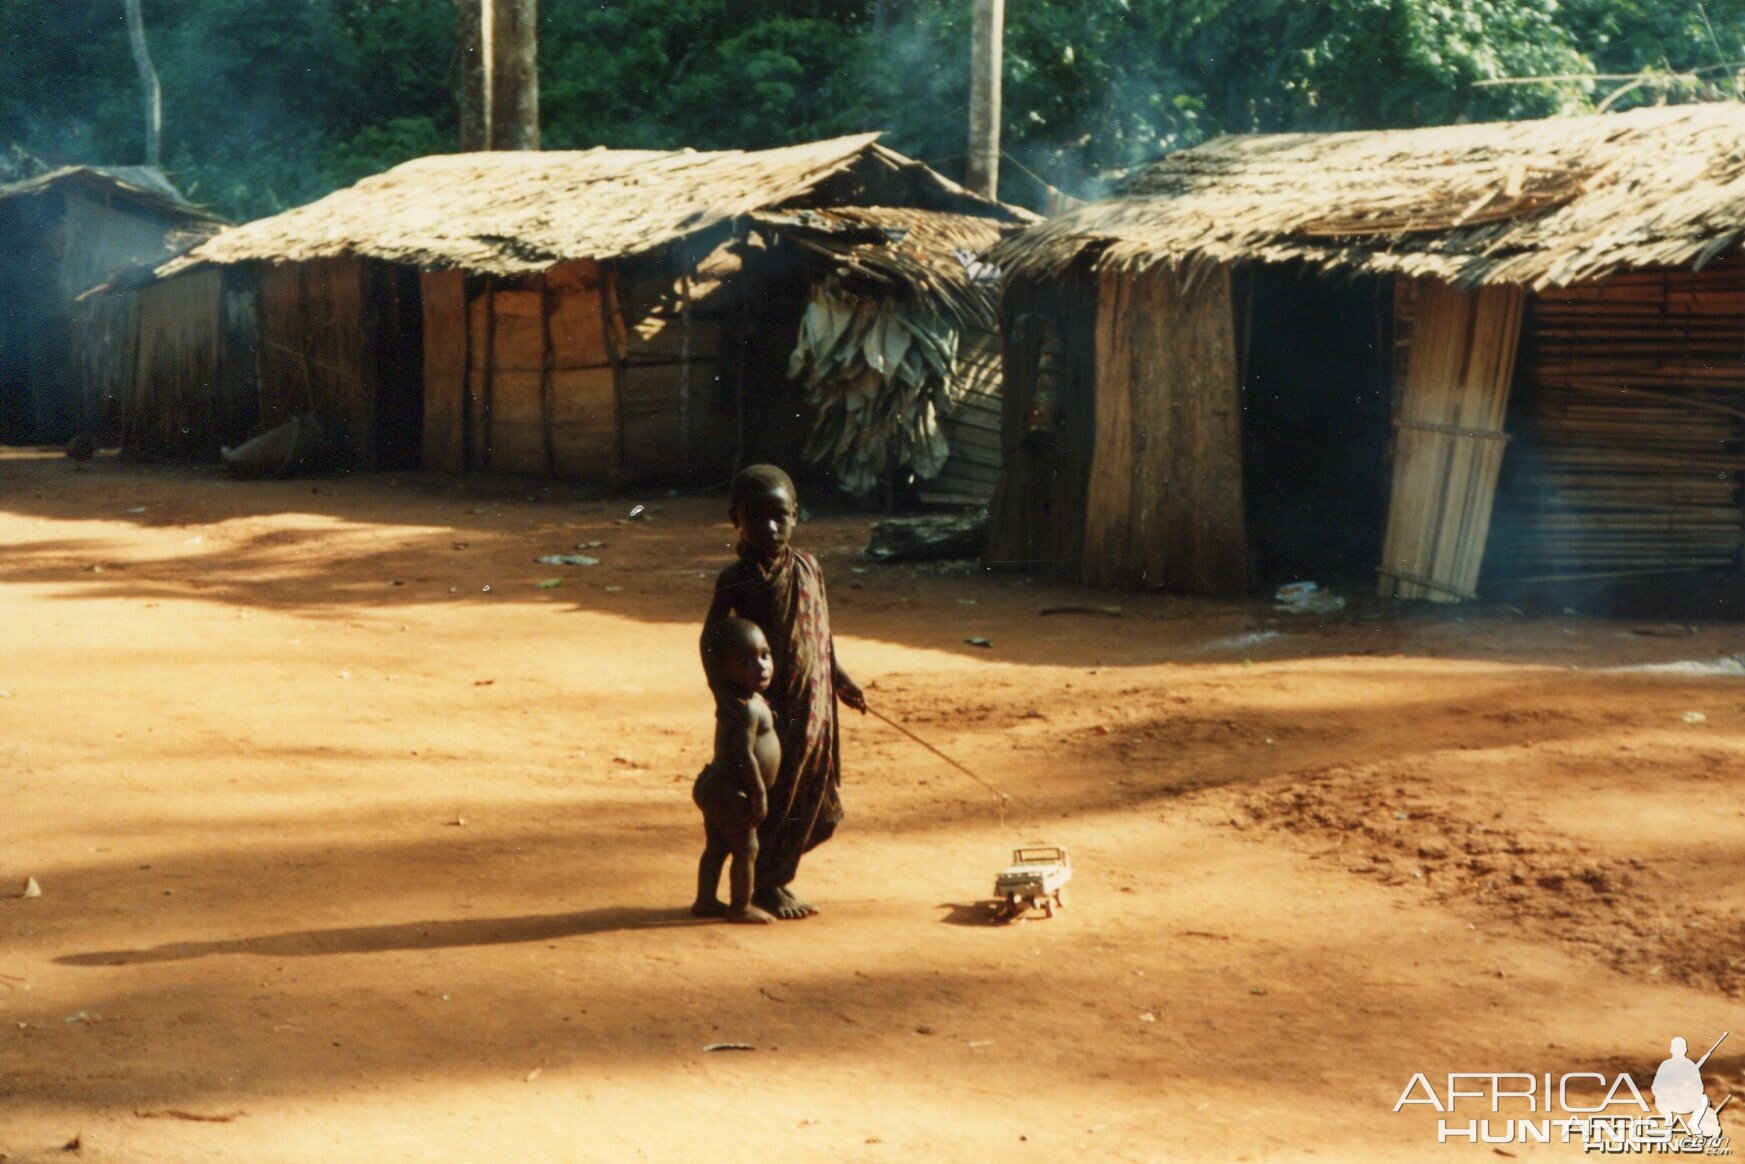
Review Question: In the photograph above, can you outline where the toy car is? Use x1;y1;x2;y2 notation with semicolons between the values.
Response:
993;846;1071;921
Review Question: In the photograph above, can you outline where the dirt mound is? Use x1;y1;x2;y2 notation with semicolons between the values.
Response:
1239;763;1745;996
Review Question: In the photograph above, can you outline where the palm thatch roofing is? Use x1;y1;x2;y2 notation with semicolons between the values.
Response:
997;103;1745;290
750;205;1028;329
0;165;220;225
163;134;1023;279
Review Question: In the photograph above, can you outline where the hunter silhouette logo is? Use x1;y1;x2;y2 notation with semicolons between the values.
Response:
1394;1031;1733;1151
1654;1033;1730;1140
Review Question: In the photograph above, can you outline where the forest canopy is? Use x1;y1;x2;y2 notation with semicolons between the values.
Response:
3;0;1742;221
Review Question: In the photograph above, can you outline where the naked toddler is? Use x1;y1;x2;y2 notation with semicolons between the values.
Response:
691;617;780;925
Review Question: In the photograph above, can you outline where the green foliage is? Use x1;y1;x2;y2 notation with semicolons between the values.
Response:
1562;0;1745;105
0;0;1738;219
323;116;450;188
540;2;856;151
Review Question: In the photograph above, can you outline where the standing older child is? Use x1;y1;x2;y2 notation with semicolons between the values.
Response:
702;465;865;919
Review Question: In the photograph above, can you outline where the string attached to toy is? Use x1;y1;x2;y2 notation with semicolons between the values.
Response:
864;704;1010;825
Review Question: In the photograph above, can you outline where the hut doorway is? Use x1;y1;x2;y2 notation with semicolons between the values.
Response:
257;257;424;472
1237;263;1394;589
373;264;424;471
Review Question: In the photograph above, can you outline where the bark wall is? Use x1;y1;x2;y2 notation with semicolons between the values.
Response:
257;258;421;470
1085;263;1246;592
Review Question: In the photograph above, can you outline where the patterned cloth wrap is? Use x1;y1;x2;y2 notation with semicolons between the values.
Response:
707;544;842;890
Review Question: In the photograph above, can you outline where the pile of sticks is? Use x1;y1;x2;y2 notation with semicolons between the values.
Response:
1379;280;1525;602
1490;259;1745;583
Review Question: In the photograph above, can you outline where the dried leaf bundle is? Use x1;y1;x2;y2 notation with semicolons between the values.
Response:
790;283;965;496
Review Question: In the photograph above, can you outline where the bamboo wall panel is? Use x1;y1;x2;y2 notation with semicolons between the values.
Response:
123;270;223;459
70;290;135;439
420;270;467;471
1085;264;1246;592
65;198;180;439
62;196;179;439
1488;257;1745;582
1378;278;1525;601
922;325;1005;506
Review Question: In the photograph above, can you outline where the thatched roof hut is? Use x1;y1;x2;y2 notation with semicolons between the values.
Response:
999;103;1745;288
135;134;1027;489
0;166;220;445
164;135;1002;275
987;104;1745;601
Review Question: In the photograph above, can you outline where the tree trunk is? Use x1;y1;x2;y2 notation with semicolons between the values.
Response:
490;0;538;150
455;0;488;150
965;0;1002;198
123;0;162;167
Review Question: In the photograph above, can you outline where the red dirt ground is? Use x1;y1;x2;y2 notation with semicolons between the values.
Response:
3;449;1744;1162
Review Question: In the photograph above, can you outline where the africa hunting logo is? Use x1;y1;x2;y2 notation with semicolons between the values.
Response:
1394;1032;1733;1153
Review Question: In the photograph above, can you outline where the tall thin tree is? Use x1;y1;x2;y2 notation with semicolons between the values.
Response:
123;0;162;167
456;0;489;150
965;0;1003;198
490;0;538;150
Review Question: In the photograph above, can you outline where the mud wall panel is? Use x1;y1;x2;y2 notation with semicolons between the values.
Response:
489;289;545;371
549;367;617;476
547;262;610;369
486;368;547;472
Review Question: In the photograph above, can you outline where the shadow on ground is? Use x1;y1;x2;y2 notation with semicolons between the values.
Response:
5;452;1742;671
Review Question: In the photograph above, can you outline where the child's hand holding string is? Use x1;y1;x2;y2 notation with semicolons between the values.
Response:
833;667;867;714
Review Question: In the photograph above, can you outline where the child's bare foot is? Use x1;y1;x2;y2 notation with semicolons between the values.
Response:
690;898;729;918
755;886;818;920
726;903;776;925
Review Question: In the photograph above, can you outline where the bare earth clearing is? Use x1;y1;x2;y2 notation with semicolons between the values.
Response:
3;450;1743;1162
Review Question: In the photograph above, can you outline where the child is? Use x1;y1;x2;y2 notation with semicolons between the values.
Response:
703;464;865;919
692;617;780;925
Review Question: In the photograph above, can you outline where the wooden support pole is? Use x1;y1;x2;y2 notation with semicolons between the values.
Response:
540;275;556;477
